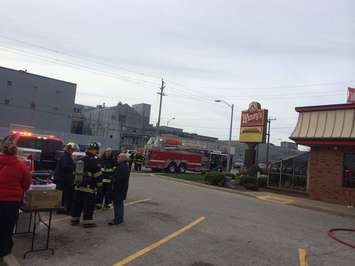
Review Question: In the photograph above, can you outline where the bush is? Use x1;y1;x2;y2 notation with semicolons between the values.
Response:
239;175;257;186
234;175;241;184
224;172;236;178
205;172;225;186
247;165;260;177
244;183;259;191
257;175;268;188
204;172;236;186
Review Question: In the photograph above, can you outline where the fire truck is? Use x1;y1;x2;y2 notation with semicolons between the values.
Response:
144;136;227;173
1;130;64;173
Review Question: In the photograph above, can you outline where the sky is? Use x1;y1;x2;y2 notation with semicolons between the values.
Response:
0;0;354;143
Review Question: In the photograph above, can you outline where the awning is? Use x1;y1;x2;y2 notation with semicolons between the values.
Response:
290;103;355;145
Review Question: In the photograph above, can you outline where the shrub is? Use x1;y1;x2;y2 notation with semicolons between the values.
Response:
224;172;236;178
247;165;260;177
244;183;259;191
204;172;225;186
239;175;257;186
257;175;268;187
234;175;241;184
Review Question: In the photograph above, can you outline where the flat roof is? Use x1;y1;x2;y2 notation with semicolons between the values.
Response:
0;66;76;86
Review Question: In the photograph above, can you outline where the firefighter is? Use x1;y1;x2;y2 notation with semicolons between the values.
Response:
134;152;144;172
70;142;102;228
96;148;117;209
128;152;135;171
54;142;78;214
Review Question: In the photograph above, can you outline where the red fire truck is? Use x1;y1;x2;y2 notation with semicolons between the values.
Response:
144;136;227;173
2;130;64;172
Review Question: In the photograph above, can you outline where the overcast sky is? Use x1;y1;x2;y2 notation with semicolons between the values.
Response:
1;0;354;143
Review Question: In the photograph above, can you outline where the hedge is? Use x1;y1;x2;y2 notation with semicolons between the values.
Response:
205;172;225;186
257;175;268;187
239;175;257;186
240;175;268;189
247;165;260;177
205;172;235;186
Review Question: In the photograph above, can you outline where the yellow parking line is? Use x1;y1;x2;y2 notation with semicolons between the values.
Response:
44;198;152;224
298;248;308;266
113;216;206;266
256;195;294;204
125;198;151;206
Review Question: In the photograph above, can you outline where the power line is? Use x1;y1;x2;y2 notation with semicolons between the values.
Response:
0;45;161;89
2;34;354;93
0;35;162;85
195;80;355;91
1;39;351;104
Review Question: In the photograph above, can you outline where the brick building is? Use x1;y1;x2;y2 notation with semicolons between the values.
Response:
291;103;355;206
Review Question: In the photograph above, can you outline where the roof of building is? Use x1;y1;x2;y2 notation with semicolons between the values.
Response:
290;102;355;146
295;102;355;112
0;66;76;86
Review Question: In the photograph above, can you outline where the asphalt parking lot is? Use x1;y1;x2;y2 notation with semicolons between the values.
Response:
13;173;355;266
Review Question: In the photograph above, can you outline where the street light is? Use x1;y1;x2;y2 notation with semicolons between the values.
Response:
214;99;234;172
167;117;175;126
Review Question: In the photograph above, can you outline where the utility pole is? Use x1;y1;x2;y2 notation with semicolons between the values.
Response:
156;79;166;133
214;100;234;172
228;104;234;172
265;117;277;165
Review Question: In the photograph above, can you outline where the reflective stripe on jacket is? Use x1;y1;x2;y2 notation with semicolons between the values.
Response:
75;185;96;193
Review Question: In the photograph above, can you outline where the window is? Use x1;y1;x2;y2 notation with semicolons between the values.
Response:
4;98;10;105
111;115;116;120
30;101;36;110
17;137;63;153
7;80;12;86
55;90;61;94
119;115;126;123
344;153;355;188
74;107;82;113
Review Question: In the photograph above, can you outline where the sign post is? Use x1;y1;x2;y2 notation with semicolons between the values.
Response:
239;102;268;168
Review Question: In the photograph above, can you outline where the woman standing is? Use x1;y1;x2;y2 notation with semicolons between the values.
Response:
0;142;32;263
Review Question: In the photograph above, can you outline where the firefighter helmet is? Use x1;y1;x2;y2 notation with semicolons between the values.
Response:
64;142;79;151
87;142;100;151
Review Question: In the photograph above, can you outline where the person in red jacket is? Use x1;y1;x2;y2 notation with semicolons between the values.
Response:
0;141;32;261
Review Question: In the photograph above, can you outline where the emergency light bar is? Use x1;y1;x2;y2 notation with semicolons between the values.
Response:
12;131;32;136
12;131;56;139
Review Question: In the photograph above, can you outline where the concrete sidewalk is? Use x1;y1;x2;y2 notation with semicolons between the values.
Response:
155;174;355;219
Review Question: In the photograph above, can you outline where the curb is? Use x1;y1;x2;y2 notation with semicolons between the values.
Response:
156;174;256;198
154;174;355;219
288;202;355;219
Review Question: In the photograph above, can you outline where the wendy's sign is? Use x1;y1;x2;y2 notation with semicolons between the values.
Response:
239;102;268;143
241;110;264;127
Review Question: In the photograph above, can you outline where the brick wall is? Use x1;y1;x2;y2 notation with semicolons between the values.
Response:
309;146;355;205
